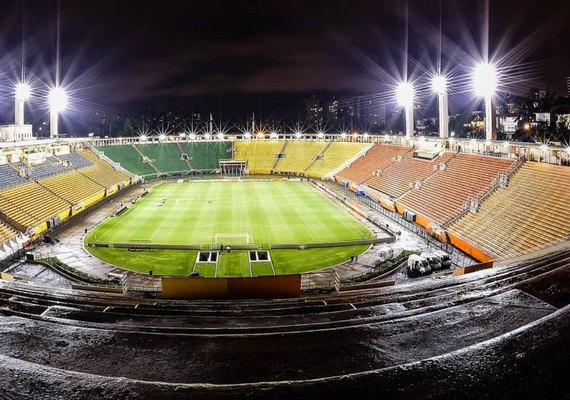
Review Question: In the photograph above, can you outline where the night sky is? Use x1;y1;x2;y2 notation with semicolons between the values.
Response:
0;0;568;119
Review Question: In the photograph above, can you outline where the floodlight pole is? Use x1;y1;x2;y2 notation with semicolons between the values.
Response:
50;110;59;138
15;96;25;126
484;94;496;141
438;91;449;138
405;103;414;139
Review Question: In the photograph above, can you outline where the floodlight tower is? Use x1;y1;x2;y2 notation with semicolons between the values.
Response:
49;87;67;138
473;62;498;141
432;76;449;138
15;83;31;126
396;81;414;138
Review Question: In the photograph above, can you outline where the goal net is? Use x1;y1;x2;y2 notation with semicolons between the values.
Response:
213;232;251;245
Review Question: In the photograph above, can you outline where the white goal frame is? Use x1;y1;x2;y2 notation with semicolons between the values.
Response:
213;232;251;245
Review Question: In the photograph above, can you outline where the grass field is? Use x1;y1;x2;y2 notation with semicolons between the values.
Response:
85;181;373;277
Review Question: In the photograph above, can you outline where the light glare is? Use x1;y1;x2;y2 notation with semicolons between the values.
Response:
49;87;68;112
473;63;498;97
431;75;447;95
396;81;414;107
15;83;31;101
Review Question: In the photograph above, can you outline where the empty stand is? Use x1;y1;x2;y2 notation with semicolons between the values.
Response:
0;182;69;228
274;141;328;175
234;141;283;174
450;162;570;260
24;157;69;180
38;170;105;205
0;164;27;189
336;144;411;185
306;142;369;178
367;152;455;199
96;145;156;176
78;149;131;189
182;142;232;170
398;153;514;226
58;153;93;169
137;143;189;173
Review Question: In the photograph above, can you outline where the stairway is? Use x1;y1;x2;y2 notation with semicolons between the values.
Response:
176;142;193;170
272;141;288;172
131;144;161;174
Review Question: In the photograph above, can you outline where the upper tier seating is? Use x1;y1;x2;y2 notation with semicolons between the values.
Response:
96;145;156;176
0;164;28;189
306;142;369;178
450;162;570;260
58;153;93;169
397;153;514;226
0;182;69;227
367;152;455;199
234;141;284;174
274;141;328;174
181;142;232;170
78;149;131;188
336;144;411;185
24;157;69;180
38;170;105;205
137;143;189;172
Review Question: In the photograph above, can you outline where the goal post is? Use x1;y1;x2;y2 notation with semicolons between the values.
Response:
213;232;251;245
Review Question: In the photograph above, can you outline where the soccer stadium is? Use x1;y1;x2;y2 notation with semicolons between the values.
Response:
0;135;568;399
0;1;569;399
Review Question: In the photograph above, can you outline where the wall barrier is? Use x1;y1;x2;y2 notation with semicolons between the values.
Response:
452;260;494;275
161;274;301;299
447;231;494;263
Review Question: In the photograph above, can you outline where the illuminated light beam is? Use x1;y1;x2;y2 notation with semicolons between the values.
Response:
48;87;68;138
473;62;498;141
432;75;449;138
396;81;414;138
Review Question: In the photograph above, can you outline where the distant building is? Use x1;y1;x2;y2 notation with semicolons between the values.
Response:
325;99;339;124
304;95;322;127
567;76;570;98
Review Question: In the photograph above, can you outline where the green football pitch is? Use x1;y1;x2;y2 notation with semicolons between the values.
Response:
85;180;373;277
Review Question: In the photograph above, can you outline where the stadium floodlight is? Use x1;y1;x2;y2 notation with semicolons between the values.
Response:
317;131;325;139
15;82;31;101
523;122;531;131
217;132;224;140
14;82;32;126
158;134;167;142
432;75;449;138
270;131;279;140
340;131;347;140
396;81;414;107
139;134;148;142
431;75;447;95
473;62;498;141
539;143;549;153
503;141;510;148
473;62;498;98
295;131;303;139
49;87;68;112
363;132;370;140
189;132;197;141
48;86;68;138
243;131;252;140
565;146;570;156
204;133;211;140
396;81;414;138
